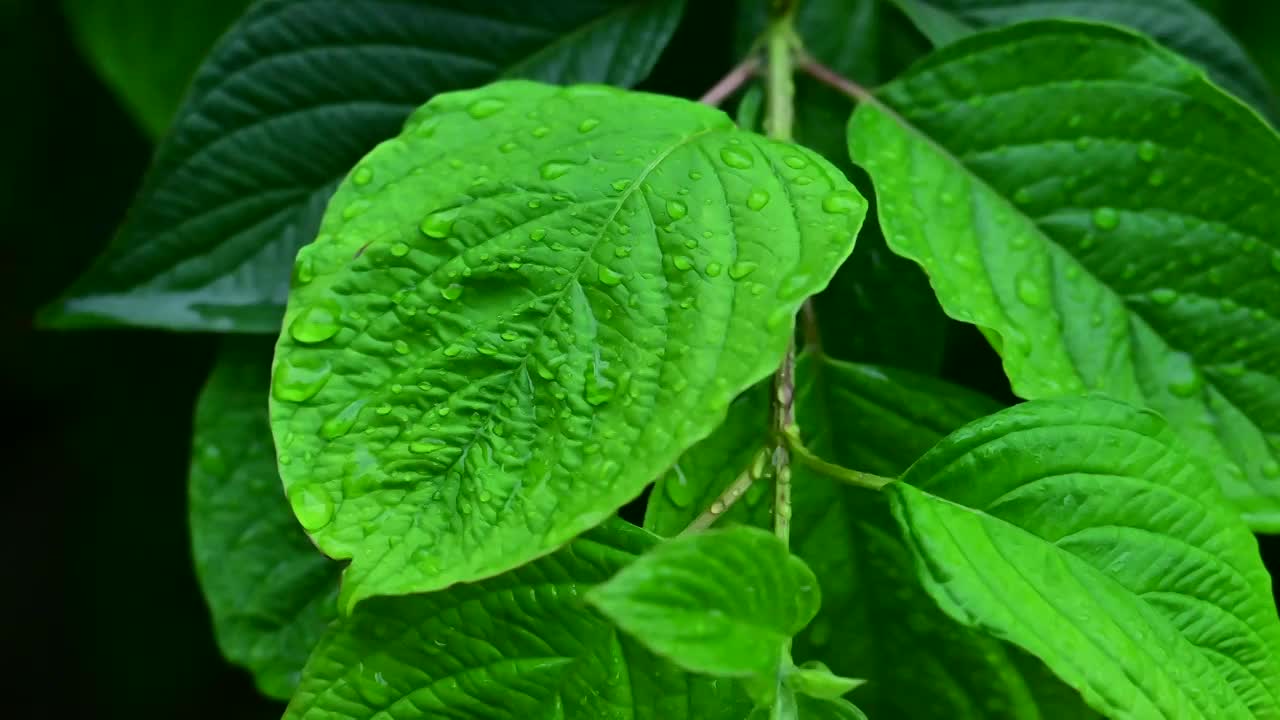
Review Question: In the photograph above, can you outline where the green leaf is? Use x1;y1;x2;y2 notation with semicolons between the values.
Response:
41;0;687;332
588;526;820;681
797;696;870;720
286;520;750;720
890;395;1280;718
848;20;1280;529
63;0;252;137
786;661;865;700
885;0;1278;119
270;80;864;611
189;339;340;699
647;355;1098;719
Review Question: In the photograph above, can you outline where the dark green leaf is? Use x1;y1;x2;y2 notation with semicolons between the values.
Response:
286;520;750;720
891;395;1280;718
42;0;686;332
63;0;252;137
270;81;864;611
189;339;340;699
885;0;1278;119
589;526;820;680
849;20;1280;529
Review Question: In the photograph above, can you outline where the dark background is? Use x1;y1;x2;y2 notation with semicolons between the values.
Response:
3;1;1277;717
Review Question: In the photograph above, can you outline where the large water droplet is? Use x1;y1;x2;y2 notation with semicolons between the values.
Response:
1015;274;1044;306
441;283;463;301
410;439;446;454
1150;288;1178;305
598;265;624;286
673;255;694;271
352;166;373;186
666;199;688;220
293;255;315;285
288;485;334;531
746;189;770;211
393;339;411;355
420;207;460;238
321;399;367;440
530;228;547;241
1092;207;1120;230
1137;140;1158;162
578;118;600;133
719;146;754;169
389;242;410;258
540;161;573;180
728;261;758;280
272;357;332;402
783;155;807;169
467;98;506;119
705;262;723;277
822;190;862;214
289;301;342;344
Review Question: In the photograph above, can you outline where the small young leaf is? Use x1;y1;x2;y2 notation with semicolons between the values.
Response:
588;526;820;681
891;396;1280;719
286;521;751;720
189;339;340;699
848;20;1280;529
64;0;253;136
885;0;1278;119
787;661;865;700
271;80;864;611
41;0;687;332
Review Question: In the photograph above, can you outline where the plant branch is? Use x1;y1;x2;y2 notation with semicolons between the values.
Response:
782;426;896;490
801;299;822;354
797;52;875;104
681;448;770;535
699;56;761;107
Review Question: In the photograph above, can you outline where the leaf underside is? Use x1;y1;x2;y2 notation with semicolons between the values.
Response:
270;80;864;611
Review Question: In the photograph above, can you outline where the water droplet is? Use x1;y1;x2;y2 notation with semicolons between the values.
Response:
532;125;550;138
728;261;758;279
614;246;631;258
673;255;693;271
1015;274;1044;306
540;161;572;180
1092;207;1120;230
499;141;518;153
598;265;624;286
393;339;411;354
1147;170;1166;187
288;302;342;344
719;146;754;169
822;190;862;214
1137;140;1158;162
527;199;541;209
288;485;334;532
420;208;460;238
272;357;332;402
321;399;367;439
293;255;315;285
1263;461;1280;478
530;228;547;241
1075;137;1093;151
443;344;463;357
783;155;807;169
410;439;446;454
1150;288;1178;305
441;284;463;301
1067;114;1083;128
1013;188;1033;205
666;199;688;220
352;166;373;186
578;118;600;133
611;179;631;192
1166;355;1201;397
746;189;770;210
467;98;506;119
342;199;370;220
389;242;410;258
705;262;723;277
688;170;703;181
585;364;615;406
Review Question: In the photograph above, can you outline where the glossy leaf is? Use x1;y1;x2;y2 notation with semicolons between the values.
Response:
189;339;340;699
270;80;864;611
286;520;750;720
891;395;1280;718
886;0;1278;119
786;661;864;700
797;696;870;720
41;0;686;332
646;355;1097;718
64;0;252;137
848;20;1280;529
589;526;820;680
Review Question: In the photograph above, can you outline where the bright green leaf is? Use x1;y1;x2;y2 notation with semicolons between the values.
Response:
892;395;1280;718
63;0;252;137
588;526;820;681
41;0;687;332
271;80;864;611
885;0;1278;119
647;355;1098;718
189;339;340;699
286;520;751;720
848;20;1280;529
786;661;865;700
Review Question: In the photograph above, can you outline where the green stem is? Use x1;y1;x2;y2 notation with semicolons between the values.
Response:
782;426;896;490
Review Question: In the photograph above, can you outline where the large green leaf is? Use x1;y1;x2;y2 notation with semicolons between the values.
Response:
63;0;252;137
589;526;819;681
286;520;750;720
848;20;1280;529
189;339;340;699
645;356;1096;718
41;0;686;332
886;0;1278;119
270;80;864;611
890;395;1280;718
